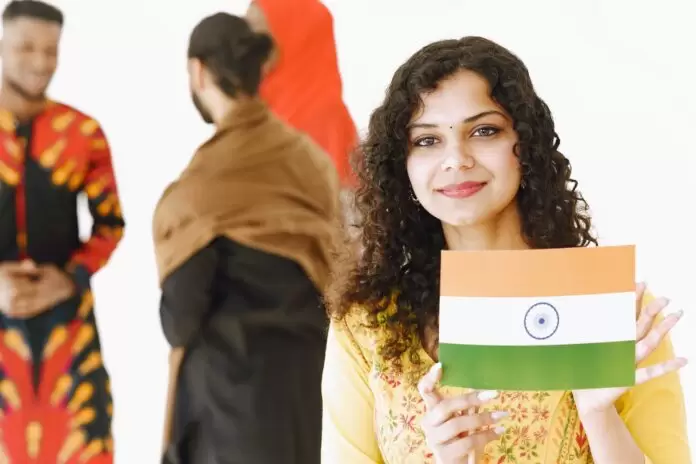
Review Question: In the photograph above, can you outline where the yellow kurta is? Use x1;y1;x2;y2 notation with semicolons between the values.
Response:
321;293;690;463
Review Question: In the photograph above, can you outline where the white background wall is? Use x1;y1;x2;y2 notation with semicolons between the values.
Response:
2;0;694;461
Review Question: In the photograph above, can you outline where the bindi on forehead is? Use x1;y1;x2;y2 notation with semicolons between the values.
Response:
408;110;509;131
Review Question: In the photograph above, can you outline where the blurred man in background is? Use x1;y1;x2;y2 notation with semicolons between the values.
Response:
155;11;339;464
0;1;123;462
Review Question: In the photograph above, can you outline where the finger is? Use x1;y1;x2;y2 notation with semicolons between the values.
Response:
7;268;40;279
428;411;508;446
636;310;683;363
466;426;505;452
635;281;646;313
636;296;668;340
636;357;688;385
5;260;39;275
427;390;499;427
20;259;37;270
439;426;504;459
418;363;444;410
0;261;27;272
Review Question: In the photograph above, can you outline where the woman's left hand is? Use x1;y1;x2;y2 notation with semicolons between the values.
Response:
572;282;687;417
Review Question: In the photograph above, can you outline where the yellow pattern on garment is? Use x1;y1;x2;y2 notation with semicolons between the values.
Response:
79;119;99;136
91;138;107;150
52;159;77;186
3;138;20;160
43;326;68;359
0;160;19;185
78;352;103;376
51;111;76;132
0;110;15;132
77;291;94;319
25;421;42;458
0;381;20;409
96;194;117;216
67;383;94;414
4;330;30;360
85;176;109;199
72;325;95;355
57;430;86;464
79;439;104;462
71;408;96;429
68;169;86;191
39;137;67;168
51;375;73;406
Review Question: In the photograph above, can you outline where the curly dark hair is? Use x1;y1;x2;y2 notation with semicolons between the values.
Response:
327;36;597;374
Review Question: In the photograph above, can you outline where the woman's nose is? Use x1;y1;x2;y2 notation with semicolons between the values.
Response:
440;143;475;171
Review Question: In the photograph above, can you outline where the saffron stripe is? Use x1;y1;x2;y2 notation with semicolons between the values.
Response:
440;245;635;297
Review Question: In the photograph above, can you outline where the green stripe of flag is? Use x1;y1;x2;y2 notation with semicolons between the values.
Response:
440;341;635;391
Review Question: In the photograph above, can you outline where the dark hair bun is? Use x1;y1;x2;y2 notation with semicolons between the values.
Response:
235;32;274;68
188;13;275;97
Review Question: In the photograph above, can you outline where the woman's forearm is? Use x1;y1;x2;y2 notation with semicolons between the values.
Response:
580;408;645;464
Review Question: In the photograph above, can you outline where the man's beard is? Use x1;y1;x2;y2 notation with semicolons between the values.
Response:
191;92;213;124
5;77;47;102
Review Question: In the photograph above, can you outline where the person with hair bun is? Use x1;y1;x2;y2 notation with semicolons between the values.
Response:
321;36;690;463
153;12;341;464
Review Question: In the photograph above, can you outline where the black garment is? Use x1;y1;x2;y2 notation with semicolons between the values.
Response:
160;237;327;464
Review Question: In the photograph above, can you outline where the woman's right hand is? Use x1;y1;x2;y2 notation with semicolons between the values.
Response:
417;363;507;463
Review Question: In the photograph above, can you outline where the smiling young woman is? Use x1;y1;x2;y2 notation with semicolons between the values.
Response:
321;36;690;464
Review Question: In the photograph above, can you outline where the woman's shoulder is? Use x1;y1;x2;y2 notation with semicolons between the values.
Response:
331;306;380;357
329;291;410;367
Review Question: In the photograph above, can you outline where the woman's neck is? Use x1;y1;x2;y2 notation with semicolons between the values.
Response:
442;205;528;251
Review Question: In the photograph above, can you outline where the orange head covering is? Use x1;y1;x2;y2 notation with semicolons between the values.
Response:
254;0;358;187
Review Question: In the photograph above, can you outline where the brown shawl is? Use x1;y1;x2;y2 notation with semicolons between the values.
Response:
152;98;340;452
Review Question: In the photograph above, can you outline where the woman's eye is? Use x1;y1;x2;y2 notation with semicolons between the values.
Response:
413;136;437;147
473;126;499;137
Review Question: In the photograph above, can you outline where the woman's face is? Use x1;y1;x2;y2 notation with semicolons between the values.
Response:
406;69;521;227
245;2;278;73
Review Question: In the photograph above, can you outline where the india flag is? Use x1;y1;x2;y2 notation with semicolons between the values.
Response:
438;245;636;391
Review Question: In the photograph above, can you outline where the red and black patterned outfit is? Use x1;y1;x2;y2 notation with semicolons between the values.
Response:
0;101;123;463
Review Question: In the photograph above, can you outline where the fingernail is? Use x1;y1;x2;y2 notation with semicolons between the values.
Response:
494;426;505;435
477;390;498;401
676;310;684;318
491;411;509;421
